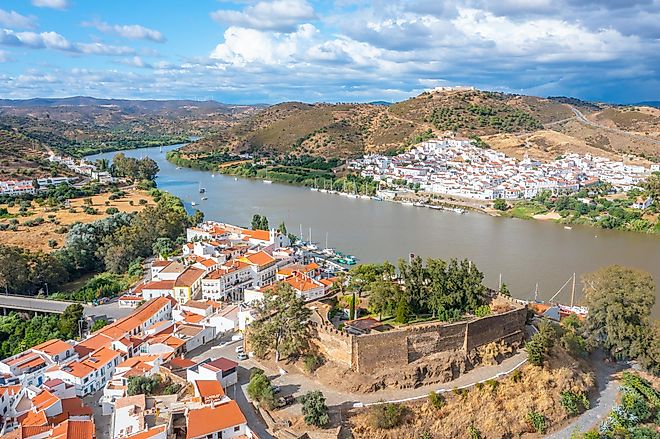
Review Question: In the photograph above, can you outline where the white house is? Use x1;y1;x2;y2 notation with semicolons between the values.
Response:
185;401;252;439
186;357;238;389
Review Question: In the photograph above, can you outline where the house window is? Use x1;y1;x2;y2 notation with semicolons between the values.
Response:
233;426;240;432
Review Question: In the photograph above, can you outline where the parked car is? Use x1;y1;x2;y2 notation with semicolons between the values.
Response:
237;352;248;361
235;346;244;354
272;386;281;394
231;334;244;342
277;395;295;408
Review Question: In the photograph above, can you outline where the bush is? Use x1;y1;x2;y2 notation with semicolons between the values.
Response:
246;370;275;409
370;403;404;429
526;334;546;366
300;390;329;427
511;369;523;383
494;199;508;211
428;392;445;409
560;391;590;416
105;207;120;215
527;411;547;434
303;354;324;373
468;425;481;439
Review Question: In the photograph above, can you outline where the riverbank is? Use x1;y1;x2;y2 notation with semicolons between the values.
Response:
168;152;659;235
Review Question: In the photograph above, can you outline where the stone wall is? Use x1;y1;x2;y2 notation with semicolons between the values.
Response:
313;323;353;368
349;304;527;375
465;306;527;351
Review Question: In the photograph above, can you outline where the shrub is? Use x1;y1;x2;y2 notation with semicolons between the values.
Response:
370;403;404;429
527;411;547;434
47;239;58;249
246;370;275;409
485;379;499;392
303;354;324;373
468;425;481;439
105;207;120;215
494;199;508;211
560;391;590;416
511;369;523;383
300;390;329;427
428;392;445;409
526;333;546;366
139;198;148;205
474;305;491;317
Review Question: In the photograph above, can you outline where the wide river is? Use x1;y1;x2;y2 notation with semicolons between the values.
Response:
88;144;660;312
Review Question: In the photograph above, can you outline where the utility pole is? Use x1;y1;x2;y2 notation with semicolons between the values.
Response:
44;283;49;297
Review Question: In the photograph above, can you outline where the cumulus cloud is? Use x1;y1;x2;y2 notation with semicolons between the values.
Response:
82;21;165;42
31;0;68;10
211;0;317;32
0;9;36;29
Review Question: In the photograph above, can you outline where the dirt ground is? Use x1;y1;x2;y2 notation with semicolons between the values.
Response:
0;189;154;252
346;346;596;439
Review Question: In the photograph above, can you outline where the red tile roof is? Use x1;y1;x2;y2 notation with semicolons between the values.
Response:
186;401;246;439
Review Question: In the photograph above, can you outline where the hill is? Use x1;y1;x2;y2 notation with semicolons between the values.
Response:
180;89;659;163
0;128;73;180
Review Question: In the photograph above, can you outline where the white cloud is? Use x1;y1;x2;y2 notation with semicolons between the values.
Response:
82;21;165;42
31;0;69;10
211;0;317;32
0;9;36;29
76;42;135;56
210;24;319;66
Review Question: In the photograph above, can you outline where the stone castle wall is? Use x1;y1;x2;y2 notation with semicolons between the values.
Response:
349;305;527;375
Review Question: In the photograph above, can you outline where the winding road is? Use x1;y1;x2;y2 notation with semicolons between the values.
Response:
568;106;660;145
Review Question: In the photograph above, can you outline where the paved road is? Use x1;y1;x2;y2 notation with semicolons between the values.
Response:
0;294;133;321
569;106;660;145
545;354;626;438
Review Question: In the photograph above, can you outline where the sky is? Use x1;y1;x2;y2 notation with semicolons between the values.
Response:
0;0;658;104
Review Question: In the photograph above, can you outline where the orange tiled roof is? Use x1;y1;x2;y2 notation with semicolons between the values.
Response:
193;380;225;399
241;251;275;267
186;401;246;439
50;419;95;439
174;267;205;288
123;425;167;439
31;339;72;357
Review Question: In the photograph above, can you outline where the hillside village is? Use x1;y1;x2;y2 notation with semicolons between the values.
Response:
0;220;339;439
350;137;658;201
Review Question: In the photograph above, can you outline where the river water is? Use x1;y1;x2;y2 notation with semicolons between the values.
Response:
88;144;660;313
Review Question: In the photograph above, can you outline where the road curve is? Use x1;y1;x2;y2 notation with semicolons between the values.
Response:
569;106;660;145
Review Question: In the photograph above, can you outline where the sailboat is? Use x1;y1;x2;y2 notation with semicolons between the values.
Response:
359;182;371;199
198;182;206;194
310;179;319;192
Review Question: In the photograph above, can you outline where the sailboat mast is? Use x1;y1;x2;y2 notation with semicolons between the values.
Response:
534;283;539;302
325;232;328;250
571;272;576;307
308;228;312;244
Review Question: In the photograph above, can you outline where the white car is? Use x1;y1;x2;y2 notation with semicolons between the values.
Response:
235;346;244;354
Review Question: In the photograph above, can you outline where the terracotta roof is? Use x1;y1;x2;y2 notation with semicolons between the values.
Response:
151;260;170;267
166;357;197;369
241;229;270;241
123;425;167;439
60;397;93;418
182;300;211;310
31;339;72;357
241;251;275;267
186;401;246;439
50;419;95;439
346;317;383;332
174;267;205;287
32;389;59;410
193;380;225;399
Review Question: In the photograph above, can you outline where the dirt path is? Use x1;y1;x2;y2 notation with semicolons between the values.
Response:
570;106;660;145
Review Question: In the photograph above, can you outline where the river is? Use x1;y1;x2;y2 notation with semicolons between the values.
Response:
88;144;660;312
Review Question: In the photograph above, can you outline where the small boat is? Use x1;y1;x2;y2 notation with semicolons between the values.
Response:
359;194;371;200
211;174;215;178
402;201;414;206
319;189;328;193
347;194;358;199
564;226;572;230
311;188;319;192
191;201;197;206
263;180;273;184
176;166;182;170
371;196;382;201
234;178;238;181
413;202;424;207
201;196;208;201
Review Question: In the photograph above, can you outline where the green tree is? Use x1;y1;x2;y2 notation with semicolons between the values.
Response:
152;237;175;258
583;266;656;371
494;199;508;211
526;333;546;366
246;370;275;408
300;390;329;427
370;403;404;429
248;283;312;361
368;280;400;320
251;214;269;231
127;376;160;396
58;303;85;339
91;318;108;332
395;296;412;324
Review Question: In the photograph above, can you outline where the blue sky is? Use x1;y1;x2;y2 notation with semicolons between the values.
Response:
0;0;658;104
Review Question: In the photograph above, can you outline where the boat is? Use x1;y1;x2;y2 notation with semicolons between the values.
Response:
198;182;206;194
263;180;273;184
234;177;238;181
311;188;319;192
176;166;182;170
211;174;215;178
191;201;197;206
402;201;414;206
564;226;572;230
201;196;208;201
371;196;382;201
413;202;424;207
360;194;371;200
